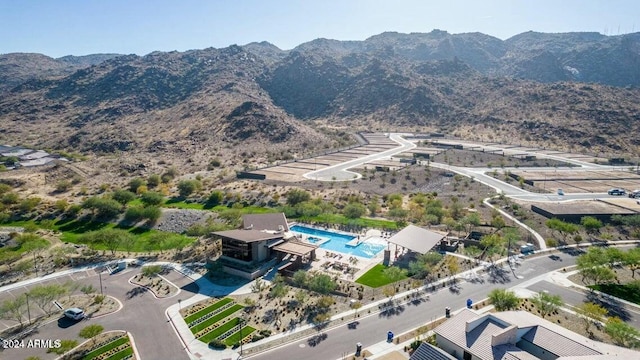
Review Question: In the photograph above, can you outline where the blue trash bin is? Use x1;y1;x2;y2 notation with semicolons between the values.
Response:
467;298;473;309
387;331;394;342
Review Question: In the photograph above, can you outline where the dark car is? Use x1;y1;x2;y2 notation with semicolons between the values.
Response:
608;188;626;196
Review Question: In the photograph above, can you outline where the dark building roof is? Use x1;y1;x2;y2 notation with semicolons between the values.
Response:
410;342;456;360
242;213;289;232
213;229;284;243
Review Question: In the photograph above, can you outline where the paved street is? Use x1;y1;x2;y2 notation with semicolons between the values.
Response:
1;268;198;360
527;280;640;329
304;133;416;181
247;251;592;360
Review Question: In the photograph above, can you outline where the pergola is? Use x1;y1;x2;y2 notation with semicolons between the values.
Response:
387;224;447;255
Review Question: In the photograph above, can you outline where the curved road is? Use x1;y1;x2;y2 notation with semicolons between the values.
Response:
303;134;416;181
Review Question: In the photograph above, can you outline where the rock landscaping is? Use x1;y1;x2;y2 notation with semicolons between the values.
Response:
130;269;179;298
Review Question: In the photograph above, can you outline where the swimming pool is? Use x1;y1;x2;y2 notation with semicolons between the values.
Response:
290;225;386;259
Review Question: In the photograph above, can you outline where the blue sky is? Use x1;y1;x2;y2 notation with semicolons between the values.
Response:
1;0;637;57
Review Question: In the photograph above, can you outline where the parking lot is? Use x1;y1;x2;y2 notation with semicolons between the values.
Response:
1;266;199;360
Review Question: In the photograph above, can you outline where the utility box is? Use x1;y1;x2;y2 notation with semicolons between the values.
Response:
520;243;535;254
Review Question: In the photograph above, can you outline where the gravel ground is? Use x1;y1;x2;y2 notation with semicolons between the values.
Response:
152;208;214;233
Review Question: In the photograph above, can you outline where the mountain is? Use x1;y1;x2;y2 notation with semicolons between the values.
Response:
0;30;639;172
0;53;121;94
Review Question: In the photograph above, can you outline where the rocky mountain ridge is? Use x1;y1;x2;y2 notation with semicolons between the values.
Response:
0;30;639;170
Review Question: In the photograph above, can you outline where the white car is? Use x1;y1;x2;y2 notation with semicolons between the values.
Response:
557;189;564;196
64;308;85;320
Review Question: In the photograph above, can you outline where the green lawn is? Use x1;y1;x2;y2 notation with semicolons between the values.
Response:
105;347;133;360
224;325;255;346
3;219;194;253
589;283;640;305
184;298;234;324
198;317;240;343
190;304;243;334
296;213;398;230
82;336;129;360
355;264;407;288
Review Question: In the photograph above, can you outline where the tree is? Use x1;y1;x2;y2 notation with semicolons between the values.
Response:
80;228;134;255
147;174;161;188
343;203;367;219
28;284;67;315
575;302;608;334
111;189;136;205
462;213;481;234
316;296;334;311
576;247;618;284
286;189;310;206
128;178;146;193
177;180;202;198
382;266;407;284
0;295;27;327
140;191;165;206
142;205;162;223
491;215;506;230
530;292;562;318
308;274;337;294
79;324;104;346
580;216;603;239
207;190;224;207
292;270;308;287
545;218;579;244
480;233;506;263
488;289;519;311
269;281;288;300
82;196;122;219
16;233;49;274
408;252;443;279
604;317;640;348
623;248;640;278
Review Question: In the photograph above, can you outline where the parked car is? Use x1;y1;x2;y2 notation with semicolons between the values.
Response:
629;190;640;198
64;308;85;320
557;189;565;196
608;188;626;195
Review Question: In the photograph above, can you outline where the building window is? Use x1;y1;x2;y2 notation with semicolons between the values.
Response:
463;351;472;360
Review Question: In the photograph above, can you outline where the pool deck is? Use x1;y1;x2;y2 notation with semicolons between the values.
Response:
290;223;391;280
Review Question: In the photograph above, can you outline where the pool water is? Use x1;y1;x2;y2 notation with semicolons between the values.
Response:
290;225;386;259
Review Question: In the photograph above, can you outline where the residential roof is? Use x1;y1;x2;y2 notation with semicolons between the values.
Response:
273;240;318;257
242;213;289;232
410;342;456;360
213;229;284;243
434;309;623;360
387;224;446;254
519;326;600;358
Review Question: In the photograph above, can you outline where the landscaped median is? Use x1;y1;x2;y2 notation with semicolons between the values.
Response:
60;330;136;360
181;297;257;348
